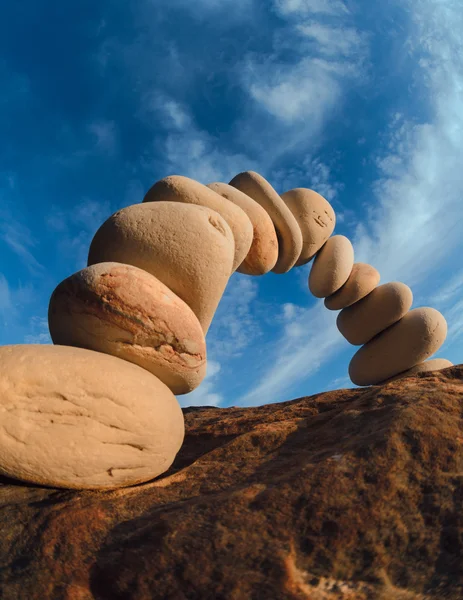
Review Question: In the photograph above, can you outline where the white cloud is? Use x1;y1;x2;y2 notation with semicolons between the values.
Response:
0;221;44;274
274;0;349;17
144;98;255;183
46;198;113;270
236;300;347;406
87;120;118;156
240;1;367;154
24;316;51;345
352;0;463;291
0;273;12;316
178;360;223;407
206;274;261;358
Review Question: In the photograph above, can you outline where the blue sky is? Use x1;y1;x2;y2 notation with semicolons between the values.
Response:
0;0;462;408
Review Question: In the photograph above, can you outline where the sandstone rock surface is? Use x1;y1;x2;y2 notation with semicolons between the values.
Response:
324;262;380;310
143;175;252;272
308;235;354;298
0;366;462;599
229;171;303;274
207;181;279;275
381;358;454;384
0;344;184;490
87;202;235;333
281;187;336;266
48;263;206;395
337;281;413;345
349;307;448;386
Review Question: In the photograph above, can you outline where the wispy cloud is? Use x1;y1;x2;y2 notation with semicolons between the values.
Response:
143;98;255;183
236;300;347;406
46;198;113;270
207;274;261;358
0;221;45;274
87;120;118;156
238;0;368;160
352;0;463;291
274;0;349;17
23;316;51;344
178;360;223;407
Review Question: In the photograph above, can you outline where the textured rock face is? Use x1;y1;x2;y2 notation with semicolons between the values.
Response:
207;181;279;275
337;281;413;345
229;170;303;274
324;262;380;310
0;366;461;600
0;345;184;490
349;308;448;386
143;175;253;272
48;263;207;395
281;187;336;266
87;202;235;333
309;235;355;298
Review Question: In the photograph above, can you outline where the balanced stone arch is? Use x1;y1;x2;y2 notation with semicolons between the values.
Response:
0;170;453;491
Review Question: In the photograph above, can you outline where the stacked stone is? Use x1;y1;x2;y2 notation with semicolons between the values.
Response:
0;169;453;492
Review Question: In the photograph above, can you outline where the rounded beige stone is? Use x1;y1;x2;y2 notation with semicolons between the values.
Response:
48;262;207;395
229;171;303;274
281;188;336;266
143;175;252;272
207;182;279;275
308;235;354;298
337;282;413;345
0;344;185;490
324;263;380;311
380;358;454;384
88;202;235;333
349;307;448;386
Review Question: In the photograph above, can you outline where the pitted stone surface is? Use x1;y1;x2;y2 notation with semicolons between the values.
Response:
207;182;279;275
349;307;448;386
281;187;336;266
380;358;454;384
229;171;303;274
337;282;413;346
308;235;354;298
143;175;252;272
324;263;380;310
48;262;206;395
0;344;184;489
87;202;234;333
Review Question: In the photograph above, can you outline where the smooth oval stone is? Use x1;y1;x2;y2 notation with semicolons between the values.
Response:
324;263;380;311
337;282;413;345
0;344;185;490
349;307;448;386
48;263;207;395
380;358;454;384
229;171;303;274
281;188;336;266
308;235;354;298
88;202;235;333
143;175;252;273
207;182;279;275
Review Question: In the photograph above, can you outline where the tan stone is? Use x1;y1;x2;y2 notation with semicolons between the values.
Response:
281;188;336;266
229;171;303;274
349;308;448;386
207;182;279;275
0;344;184;490
337;282;413;345
143;175;252;273
308;235;354;298
48;262;206;395
380;358;454;384
88;202;235;333
324;263;380;310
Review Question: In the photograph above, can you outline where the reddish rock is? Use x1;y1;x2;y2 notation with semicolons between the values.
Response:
0;365;462;599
